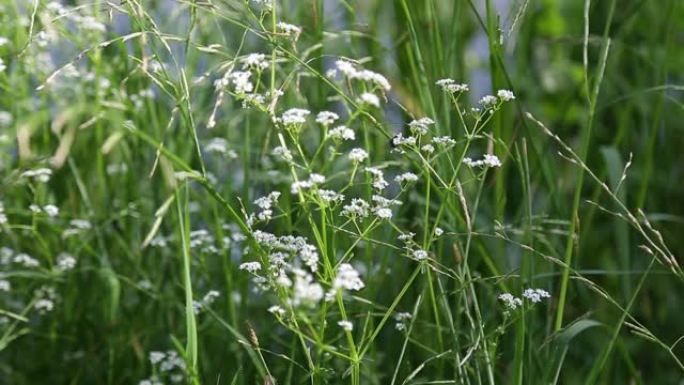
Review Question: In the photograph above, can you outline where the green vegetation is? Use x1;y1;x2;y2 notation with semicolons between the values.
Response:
0;0;683;384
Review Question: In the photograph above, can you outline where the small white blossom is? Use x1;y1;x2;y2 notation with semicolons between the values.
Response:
57;253;76;271
0;280;10;292
498;293;523;310
522;288;550;303
434;227;444;236
395;172;418;184
281;108;311;125
21;168;53;183
14;253;39;268
239;261;262;273
228;71;253;94
268;305;286;316
412;249;428;261
149;351;166;365
408;117;435;135
328;125;355;141
241;53;269;70
436;78;469;93
338;320;353;331
357;92;380;108
341;198;371;218
276;22;302;40
479;95;498;107
315;111;339;126
348;148;369;163
497;89;515;101
332;263;365;291
35;299;55;313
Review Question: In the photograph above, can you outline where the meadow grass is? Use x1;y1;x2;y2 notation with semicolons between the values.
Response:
0;0;683;384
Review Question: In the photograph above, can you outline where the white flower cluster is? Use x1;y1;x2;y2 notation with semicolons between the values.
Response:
498;293;523;310
327;125;355;141
141;349;186;384
276;22;302;41
332;60;391;92
14;253;40;268
34;286;57;314
338;320;353;331
395;172;418;184
0;203;7;225
56;253;77;271
365;167;388;191
29;204;59;217
499;288;550;310
348;148;369;163
193;290;220;314
241;53;269;71
522;288;551;303
21;168;53;183
479;90;515;108
435;78;469;93
291;173;325;194
249;191;281;225
394;312;412;331
281;108;311;126
408;117;435;135
315;111;339;126
357;92;380;108
463;154;502;168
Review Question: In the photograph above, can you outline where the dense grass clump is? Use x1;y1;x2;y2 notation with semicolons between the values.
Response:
0;0;683;384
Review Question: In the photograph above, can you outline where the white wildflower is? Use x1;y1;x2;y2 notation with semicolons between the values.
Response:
408;117;435;135
497;89;515;101
291;270;324;306
434;227;444;236
14;253;39;268
348;148;369;163
395;172;418;183
522;288;550;303
241;53;269;70
272;145;294;162
0;280;10;292
412;249;428;261
333;263;365;291
21;168;53;183
498;293;523;310
328;125;355;141
338;320;353;331
239;261;262;273
315;111;339;126
43;205;59;217
35;299;55;313
436;78;469;93
268;305;286;316
299;244;319;272
421;144;435;154
57;253;76;271
341;198;370;218
432;136;456;147
357;92;380;108
229;71;253;94
281;108;310;125
149;351;166;365
479;95;498;107
276;22;302;41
